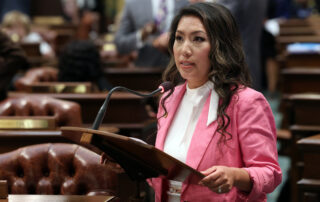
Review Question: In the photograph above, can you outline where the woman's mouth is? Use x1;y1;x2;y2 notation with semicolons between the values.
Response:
180;61;194;69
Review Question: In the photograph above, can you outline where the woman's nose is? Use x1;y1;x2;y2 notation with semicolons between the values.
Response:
181;41;192;57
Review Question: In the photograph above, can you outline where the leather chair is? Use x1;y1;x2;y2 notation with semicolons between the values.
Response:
0;96;82;127
15;67;58;91
0;143;120;195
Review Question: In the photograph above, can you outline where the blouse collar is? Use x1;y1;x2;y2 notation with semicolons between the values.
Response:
185;80;219;126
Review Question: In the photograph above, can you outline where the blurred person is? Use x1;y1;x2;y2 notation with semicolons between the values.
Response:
148;3;281;201
58;40;113;91
261;0;279;97
62;0;80;24
61;0;106;39
78;0;106;33
0;0;30;21
1;10;55;58
114;0;188;68
0;30;29;100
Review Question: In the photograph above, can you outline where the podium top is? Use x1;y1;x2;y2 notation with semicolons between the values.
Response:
61;126;204;182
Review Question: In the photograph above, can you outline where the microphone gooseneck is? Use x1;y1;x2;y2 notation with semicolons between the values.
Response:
92;81;173;130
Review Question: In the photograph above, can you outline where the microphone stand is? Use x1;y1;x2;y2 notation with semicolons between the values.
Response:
92;86;161;130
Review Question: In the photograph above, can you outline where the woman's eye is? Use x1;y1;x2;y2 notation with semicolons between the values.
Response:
175;35;183;41
194;36;205;42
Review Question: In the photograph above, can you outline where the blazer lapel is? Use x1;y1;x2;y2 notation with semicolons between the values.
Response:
185;92;218;170
155;84;186;150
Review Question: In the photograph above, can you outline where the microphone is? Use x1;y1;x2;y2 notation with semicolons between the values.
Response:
92;81;174;130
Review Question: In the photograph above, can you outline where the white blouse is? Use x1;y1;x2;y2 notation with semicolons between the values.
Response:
163;80;219;201
164;80;218;162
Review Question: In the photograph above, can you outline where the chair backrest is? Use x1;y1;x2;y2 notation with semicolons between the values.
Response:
0;96;82;127
15;67;58;91
0;143;120;195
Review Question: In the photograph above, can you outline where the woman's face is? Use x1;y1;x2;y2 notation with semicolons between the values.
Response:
173;15;211;89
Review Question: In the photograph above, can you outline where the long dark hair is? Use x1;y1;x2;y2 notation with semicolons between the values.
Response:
161;3;251;141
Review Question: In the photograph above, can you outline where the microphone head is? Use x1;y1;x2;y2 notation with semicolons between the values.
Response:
159;81;174;93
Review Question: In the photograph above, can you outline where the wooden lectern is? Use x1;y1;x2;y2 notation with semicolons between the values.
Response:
61;126;204;182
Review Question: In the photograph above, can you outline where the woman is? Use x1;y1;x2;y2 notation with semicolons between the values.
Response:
150;3;282;201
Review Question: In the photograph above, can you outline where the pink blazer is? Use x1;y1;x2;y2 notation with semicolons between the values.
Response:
150;83;282;202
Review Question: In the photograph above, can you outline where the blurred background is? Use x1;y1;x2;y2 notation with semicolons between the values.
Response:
0;0;320;201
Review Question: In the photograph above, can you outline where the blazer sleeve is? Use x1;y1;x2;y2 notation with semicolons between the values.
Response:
114;0;140;54
235;91;282;201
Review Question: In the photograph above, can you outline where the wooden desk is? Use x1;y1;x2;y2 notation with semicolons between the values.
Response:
103;67;163;91
280;68;320;94
279;18;310;28
27;57;57;68
0;125;117;154
281;94;320;202
8;92;153;135
0;194;115;202
298;134;320;179
49;23;77;34
276;36;320;54
285;94;320;126
281;93;320;127
297;134;320;201
283;53;320;68
0;130;70;154
280;27;316;36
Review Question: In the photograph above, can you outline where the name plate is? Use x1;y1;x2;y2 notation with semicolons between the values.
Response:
50;84;88;93
103;43;116;52
29;82;92;93
0;117;56;130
